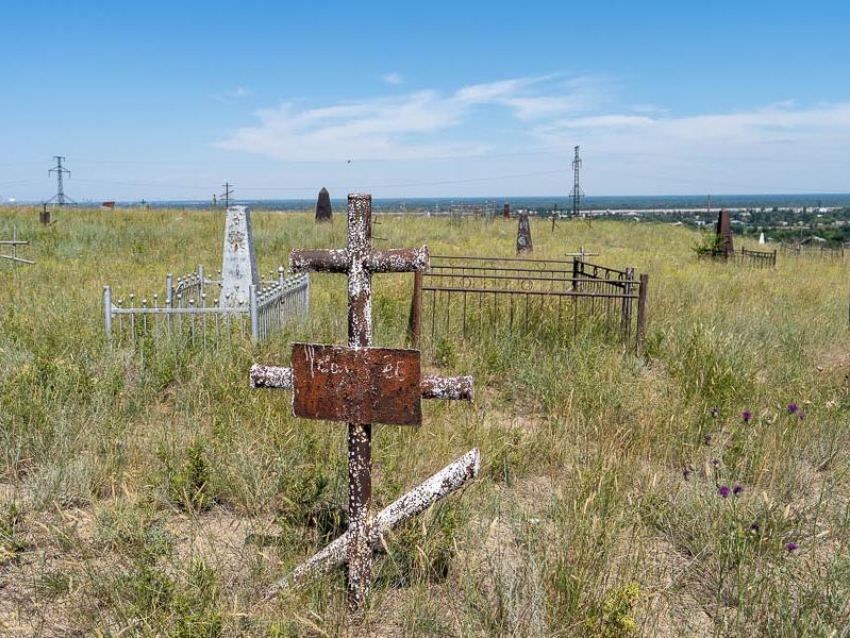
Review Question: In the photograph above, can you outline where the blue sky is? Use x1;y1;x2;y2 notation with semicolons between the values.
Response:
2;0;849;201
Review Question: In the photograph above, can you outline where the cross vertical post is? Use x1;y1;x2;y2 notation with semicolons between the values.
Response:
284;193;434;616
346;194;373;612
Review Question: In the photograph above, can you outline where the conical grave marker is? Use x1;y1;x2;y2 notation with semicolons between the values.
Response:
516;210;533;255
220;205;259;308
250;193;477;617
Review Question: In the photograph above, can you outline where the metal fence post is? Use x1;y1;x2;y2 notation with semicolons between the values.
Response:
278;266;285;288
621;267;634;339
408;270;423;347
636;274;649;356
198;265;206;309
572;258;580;291
104;285;113;345
249;284;259;342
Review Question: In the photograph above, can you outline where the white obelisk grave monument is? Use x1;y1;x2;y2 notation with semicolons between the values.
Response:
220;205;260;308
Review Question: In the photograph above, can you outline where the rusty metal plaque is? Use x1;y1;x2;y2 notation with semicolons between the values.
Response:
291;343;422;426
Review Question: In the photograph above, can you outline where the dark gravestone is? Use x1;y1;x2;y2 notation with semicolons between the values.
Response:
516;212;533;255
315;187;333;222
716;209;733;255
503;202;511;219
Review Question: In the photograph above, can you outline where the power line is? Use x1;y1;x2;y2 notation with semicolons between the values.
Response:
66;167;571;193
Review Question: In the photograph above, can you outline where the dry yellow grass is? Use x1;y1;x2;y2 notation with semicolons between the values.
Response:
1;206;849;636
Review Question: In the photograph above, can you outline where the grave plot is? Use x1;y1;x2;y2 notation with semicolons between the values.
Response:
409;254;648;355
698;210;777;268
0;226;35;266
781;242;845;259
251;193;478;618
103;205;309;349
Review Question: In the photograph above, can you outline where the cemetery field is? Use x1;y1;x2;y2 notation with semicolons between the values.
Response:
3;207;850;637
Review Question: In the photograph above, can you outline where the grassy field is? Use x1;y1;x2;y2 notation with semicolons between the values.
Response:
1;206;849;637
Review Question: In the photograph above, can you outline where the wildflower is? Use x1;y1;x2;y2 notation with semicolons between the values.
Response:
787;403;799;414
711;407;719;418
785;542;798;552
682;467;691;480
798;411;805;421
750;522;760;533
742;411;753;423
712;458;720;467
718;485;730;498
733;485;744;495
703;434;713;445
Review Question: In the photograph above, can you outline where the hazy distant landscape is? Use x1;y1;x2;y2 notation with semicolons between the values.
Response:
9;193;850;212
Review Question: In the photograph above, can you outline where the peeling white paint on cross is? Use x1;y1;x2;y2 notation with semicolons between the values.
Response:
250;193;476;617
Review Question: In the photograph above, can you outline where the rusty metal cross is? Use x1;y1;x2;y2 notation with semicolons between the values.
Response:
250;193;475;616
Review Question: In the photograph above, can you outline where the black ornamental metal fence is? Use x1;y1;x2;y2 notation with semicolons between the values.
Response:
781;243;845;259
408;254;648;355
700;248;777;268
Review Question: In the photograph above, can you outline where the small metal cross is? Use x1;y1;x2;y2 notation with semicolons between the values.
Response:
251;193;473;616
565;246;600;260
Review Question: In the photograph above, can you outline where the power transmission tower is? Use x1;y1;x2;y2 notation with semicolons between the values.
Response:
221;182;233;209
47;156;74;206
569;146;583;218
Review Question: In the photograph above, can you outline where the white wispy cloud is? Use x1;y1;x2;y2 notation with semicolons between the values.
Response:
381;72;403;85
537;102;850;154
214;86;251;102
216;75;598;161
532;102;850;192
215;77;850;193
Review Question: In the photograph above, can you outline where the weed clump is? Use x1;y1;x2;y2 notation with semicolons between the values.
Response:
168;442;219;512
0;502;28;564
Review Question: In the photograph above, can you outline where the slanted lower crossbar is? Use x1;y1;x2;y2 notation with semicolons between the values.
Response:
264;447;480;599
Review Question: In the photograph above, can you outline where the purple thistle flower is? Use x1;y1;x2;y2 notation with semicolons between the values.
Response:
712;458;720;467
742;411;753;423
798;411;805;421
785;542;798;552
718;485;730;498
750;522;760;533
733;485;744;495
703;434;713;445
683;467;691;480
787;403;799;414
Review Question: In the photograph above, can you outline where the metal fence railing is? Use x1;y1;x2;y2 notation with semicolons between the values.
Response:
408;255;648;355
103;266;309;349
701;248;777;268
781;243;845;259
